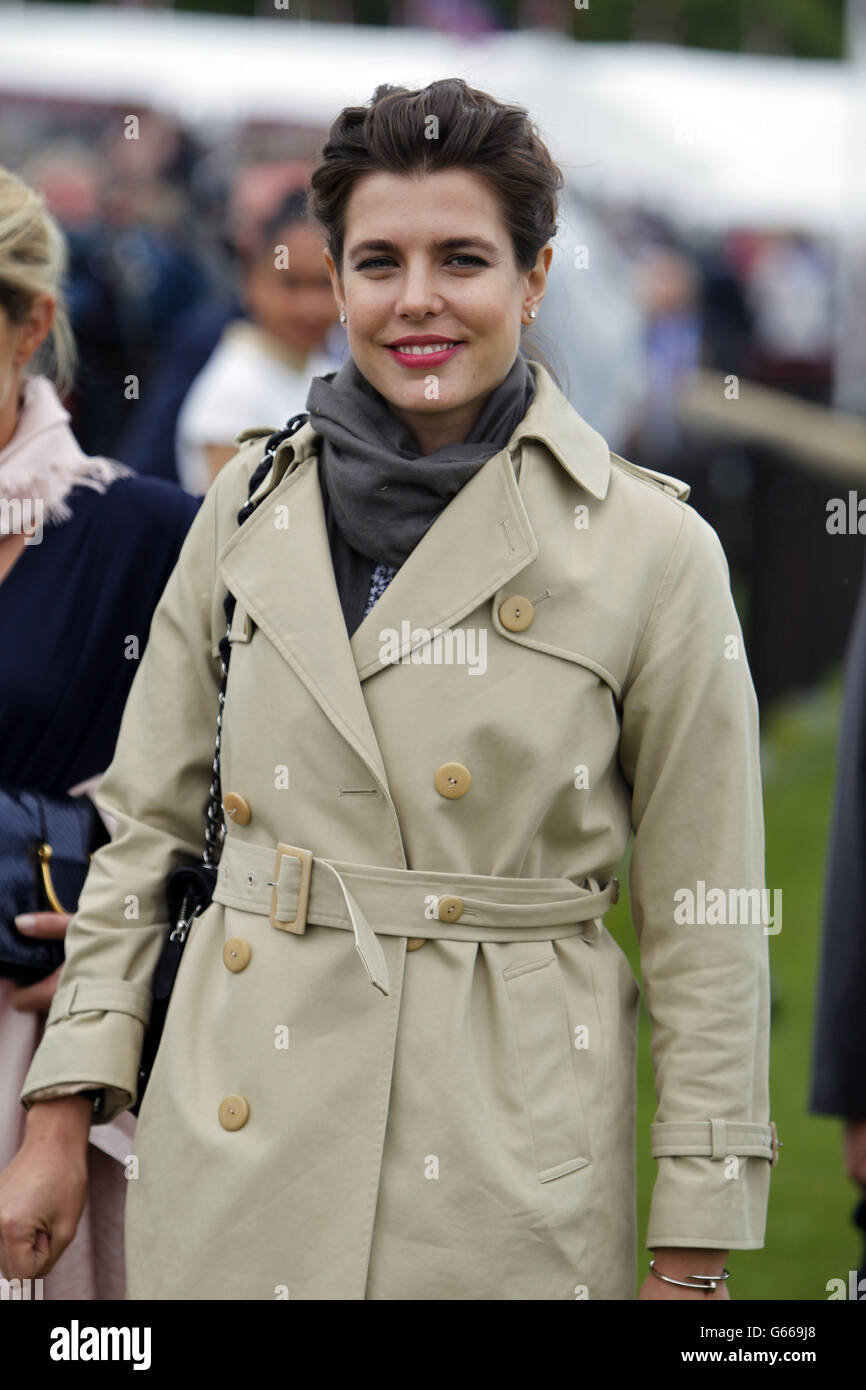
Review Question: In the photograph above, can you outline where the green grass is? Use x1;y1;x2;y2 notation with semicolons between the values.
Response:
605;668;862;1300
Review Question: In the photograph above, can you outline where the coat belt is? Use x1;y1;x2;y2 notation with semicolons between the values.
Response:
211;836;620;996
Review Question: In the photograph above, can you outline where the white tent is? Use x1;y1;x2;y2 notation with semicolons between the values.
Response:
0;4;853;235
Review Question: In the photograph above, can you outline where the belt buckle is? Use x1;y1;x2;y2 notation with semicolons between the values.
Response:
270;843;313;935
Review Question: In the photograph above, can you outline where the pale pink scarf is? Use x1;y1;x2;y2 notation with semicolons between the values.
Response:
0;374;133;536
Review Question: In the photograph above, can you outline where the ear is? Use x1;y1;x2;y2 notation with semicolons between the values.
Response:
14;294;55;366
523;243;553;310
323;248;343;309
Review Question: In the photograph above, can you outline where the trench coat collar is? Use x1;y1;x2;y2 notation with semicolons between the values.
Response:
216;360;610;790
507;358;611;502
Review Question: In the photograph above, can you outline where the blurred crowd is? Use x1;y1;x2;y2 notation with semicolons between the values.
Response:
0;103;838;498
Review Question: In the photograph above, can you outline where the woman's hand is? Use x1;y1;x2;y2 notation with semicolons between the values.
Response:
0;1097;91;1282
10;911;72;1013
638;1248;732;1300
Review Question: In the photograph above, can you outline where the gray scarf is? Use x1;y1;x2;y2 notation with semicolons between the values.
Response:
305;348;536;568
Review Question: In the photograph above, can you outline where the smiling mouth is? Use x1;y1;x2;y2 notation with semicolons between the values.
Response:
385;341;464;357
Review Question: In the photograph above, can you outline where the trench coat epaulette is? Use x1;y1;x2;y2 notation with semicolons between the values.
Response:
233;425;281;446
608;450;691;503
230;421;313;491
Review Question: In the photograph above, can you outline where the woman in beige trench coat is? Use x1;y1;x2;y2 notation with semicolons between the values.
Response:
0;79;777;1301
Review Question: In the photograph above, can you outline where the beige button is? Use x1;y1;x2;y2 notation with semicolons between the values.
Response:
223;938;251;972
406;937;426;951
434;762;472;799
437;895;463;923
498;594;534;632
218;1094;249;1131
223;792;251;826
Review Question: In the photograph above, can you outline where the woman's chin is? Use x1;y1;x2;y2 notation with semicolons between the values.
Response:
380;386;471;417
372;367;487;414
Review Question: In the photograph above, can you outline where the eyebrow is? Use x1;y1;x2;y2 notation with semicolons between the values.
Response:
348;236;499;259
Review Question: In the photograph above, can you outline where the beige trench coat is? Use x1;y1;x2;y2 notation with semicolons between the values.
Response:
20;360;776;1300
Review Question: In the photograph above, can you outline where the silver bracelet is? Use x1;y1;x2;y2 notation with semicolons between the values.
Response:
649;1259;731;1293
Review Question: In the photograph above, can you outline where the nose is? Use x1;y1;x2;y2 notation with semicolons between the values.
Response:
393;257;443;320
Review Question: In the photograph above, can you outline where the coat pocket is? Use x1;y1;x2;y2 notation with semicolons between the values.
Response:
503;949;592;1182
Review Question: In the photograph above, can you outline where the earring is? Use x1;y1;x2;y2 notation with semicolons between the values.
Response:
528;308;537;319
339;308;347;324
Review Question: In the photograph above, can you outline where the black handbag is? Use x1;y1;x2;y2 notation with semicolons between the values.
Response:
0;782;108;987
130;413;309;1117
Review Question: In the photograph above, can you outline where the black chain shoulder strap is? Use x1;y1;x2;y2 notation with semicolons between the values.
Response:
202;413;309;869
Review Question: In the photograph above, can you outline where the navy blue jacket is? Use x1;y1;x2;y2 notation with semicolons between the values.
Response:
0;476;202;795
811;560;866;1117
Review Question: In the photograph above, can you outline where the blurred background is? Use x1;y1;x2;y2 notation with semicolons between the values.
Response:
1;0;864;1299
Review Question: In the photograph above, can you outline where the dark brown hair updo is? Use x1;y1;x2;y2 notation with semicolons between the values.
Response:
307;78;564;280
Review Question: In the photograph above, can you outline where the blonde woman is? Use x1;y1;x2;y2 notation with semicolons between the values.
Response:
1;84;776;1300
0;166;201;1297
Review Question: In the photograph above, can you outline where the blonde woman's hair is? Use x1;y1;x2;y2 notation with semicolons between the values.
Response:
0;164;76;394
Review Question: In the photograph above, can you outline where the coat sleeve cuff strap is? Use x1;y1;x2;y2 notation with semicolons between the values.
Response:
45;979;152;1028
650;1119;778;1161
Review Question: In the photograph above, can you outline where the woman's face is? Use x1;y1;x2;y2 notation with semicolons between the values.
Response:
325;168;551;451
0;295;53;442
0;304;19;415
243;219;339;355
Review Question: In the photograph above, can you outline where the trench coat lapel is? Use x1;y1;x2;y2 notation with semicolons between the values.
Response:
217;444;539;779
217;454;392;790
350;446;538;679
349;358;612;677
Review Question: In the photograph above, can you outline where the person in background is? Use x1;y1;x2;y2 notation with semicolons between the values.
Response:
115;163;317;487
114;294;241;485
0;164;201;1298
629;240;701;471
810;562;866;1285
175;189;346;494
22;143;210;461
742;231;835;406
